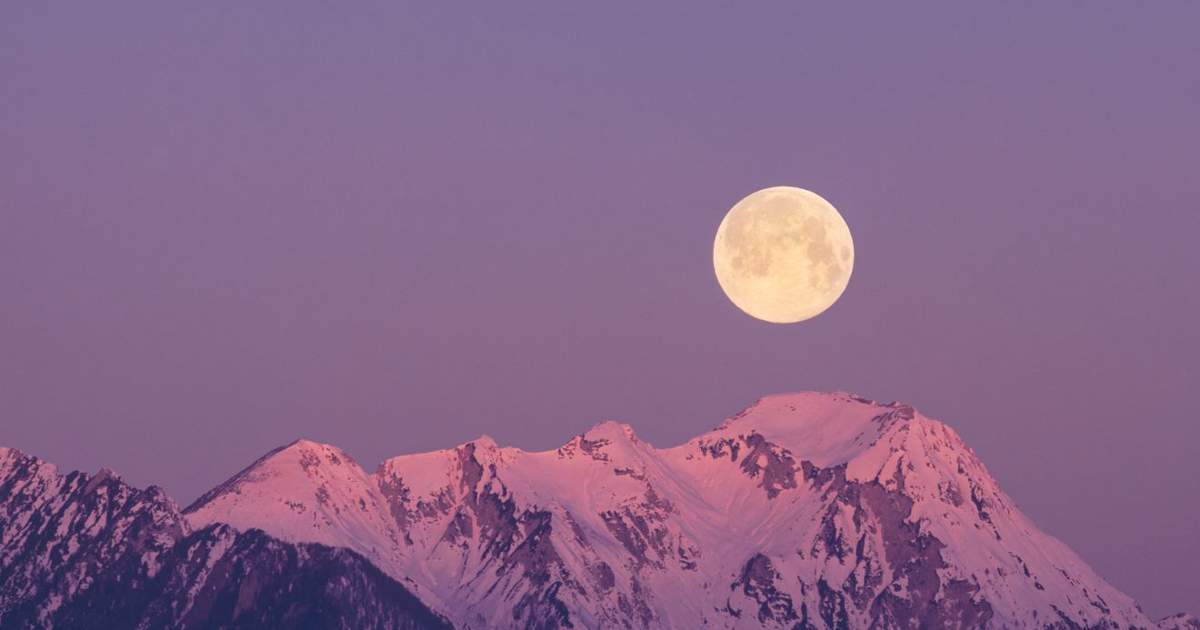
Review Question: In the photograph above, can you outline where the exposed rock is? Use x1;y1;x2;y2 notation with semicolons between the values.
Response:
0;448;448;630
6;391;1177;629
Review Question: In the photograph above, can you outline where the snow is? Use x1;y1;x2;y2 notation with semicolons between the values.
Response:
186;441;404;552
182;391;1158;629
701;391;893;467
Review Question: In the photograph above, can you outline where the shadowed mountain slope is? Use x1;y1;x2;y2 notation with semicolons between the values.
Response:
0;447;449;630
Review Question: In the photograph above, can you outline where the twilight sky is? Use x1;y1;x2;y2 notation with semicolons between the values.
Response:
2;2;1197;618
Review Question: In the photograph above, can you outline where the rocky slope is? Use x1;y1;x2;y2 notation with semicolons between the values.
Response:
181;392;1186;629
0;447;449;629
1157;614;1200;630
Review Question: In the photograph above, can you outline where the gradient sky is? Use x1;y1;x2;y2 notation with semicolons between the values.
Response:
2;2;1197;618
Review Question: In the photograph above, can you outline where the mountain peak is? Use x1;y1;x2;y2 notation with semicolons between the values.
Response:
82;467;123;494
583;419;638;443
723;390;886;422
285;437;324;449
699;390;911;470
184;437;363;516
184;438;408;569
553;420;644;463
465;434;498;450
0;443;448;628
279;437;355;460
161;395;1174;629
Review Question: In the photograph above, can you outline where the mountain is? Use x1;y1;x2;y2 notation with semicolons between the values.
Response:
179;392;1183;629
3;392;1191;629
0;446;450;629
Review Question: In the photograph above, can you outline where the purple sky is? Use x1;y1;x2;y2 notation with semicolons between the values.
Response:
2;2;1197;618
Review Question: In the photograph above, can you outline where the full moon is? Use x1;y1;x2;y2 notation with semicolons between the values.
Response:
713;186;854;324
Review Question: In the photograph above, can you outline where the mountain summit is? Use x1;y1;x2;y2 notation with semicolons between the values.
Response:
182;392;1163;629
2;392;1189;629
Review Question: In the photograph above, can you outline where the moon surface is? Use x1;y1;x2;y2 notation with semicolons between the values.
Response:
713;186;854;324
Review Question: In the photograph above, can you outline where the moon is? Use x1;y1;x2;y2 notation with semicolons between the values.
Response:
713;186;854;324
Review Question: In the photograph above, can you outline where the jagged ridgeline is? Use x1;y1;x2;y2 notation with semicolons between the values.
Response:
3;392;1196;629
0;449;449;629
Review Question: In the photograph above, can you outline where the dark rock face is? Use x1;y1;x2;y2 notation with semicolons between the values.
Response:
57;525;450;630
817;578;850;630
698;432;799;498
737;434;799;499
0;450;187;626
0;448;449;630
733;553;800;625
689;424;1004;629
713;452;995;630
445;443;578;630
799;460;994;630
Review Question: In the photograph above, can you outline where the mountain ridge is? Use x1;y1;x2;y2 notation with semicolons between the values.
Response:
3;391;1193;629
182;392;1183;629
0;445;449;629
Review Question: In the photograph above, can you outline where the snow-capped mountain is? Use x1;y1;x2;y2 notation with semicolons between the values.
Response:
0;446;449;629
177;392;1183;629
